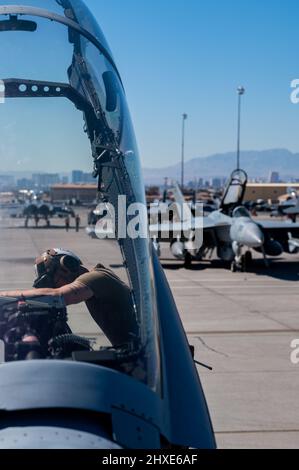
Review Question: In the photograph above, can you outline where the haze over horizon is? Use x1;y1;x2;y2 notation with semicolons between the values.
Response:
142;148;299;185
142;147;296;170
1;147;299;180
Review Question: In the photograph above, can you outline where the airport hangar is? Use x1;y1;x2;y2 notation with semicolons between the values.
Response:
244;183;299;203
51;184;97;204
51;183;299;205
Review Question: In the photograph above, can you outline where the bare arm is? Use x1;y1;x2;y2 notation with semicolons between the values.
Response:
0;288;57;298
57;281;94;306
0;281;94;306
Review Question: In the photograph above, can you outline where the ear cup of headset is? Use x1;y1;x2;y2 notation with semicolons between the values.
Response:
33;256;56;288
60;255;81;274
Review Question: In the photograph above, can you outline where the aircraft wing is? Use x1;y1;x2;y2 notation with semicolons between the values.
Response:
149;215;230;241
149;221;199;240
257;220;299;238
283;205;299;215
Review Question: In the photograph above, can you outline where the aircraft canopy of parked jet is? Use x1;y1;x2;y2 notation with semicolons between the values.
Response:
232;206;251;218
221;169;248;213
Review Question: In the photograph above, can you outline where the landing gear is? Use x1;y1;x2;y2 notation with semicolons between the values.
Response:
231;258;244;272
244;250;252;269
231;260;238;272
231;241;254;272
231;251;252;272
184;252;193;269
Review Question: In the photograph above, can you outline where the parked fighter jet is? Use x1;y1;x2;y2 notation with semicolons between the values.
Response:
278;197;299;221
0;0;215;449
151;170;299;270
24;202;75;220
270;188;299;220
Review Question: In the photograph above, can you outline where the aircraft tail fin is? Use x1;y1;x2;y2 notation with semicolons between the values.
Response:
171;181;193;223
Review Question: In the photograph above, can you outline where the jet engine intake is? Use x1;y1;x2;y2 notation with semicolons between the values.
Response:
217;244;234;261
254;240;283;257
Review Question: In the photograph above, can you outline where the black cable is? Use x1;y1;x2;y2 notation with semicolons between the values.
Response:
194;360;213;371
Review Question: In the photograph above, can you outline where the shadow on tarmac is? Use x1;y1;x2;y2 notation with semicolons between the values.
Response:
161;257;299;281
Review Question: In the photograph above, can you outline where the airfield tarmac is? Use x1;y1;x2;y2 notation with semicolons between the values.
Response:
1;214;299;449
160;244;299;449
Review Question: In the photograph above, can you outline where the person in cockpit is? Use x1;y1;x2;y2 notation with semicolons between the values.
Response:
0;248;138;347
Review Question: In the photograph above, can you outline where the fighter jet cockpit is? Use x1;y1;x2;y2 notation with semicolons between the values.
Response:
0;0;160;392
232;206;251;219
220;169;248;215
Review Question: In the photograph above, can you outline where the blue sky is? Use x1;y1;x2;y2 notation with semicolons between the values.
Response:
85;0;299;168
0;0;298;174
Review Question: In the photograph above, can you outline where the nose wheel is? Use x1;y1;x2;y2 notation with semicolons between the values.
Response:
231;251;252;272
244;250;252;268
231;260;240;272
184;252;193;269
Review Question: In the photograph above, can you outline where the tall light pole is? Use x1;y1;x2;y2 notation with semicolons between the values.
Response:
181;113;188;189
236;86;245;170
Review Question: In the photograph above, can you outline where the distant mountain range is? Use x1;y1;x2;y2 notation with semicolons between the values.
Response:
142;149;299;185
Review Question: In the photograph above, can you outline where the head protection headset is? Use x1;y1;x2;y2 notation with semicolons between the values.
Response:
33;248;82;289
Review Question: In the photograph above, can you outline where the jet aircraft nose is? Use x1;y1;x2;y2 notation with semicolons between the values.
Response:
230;220;265;248
243;223;264;248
